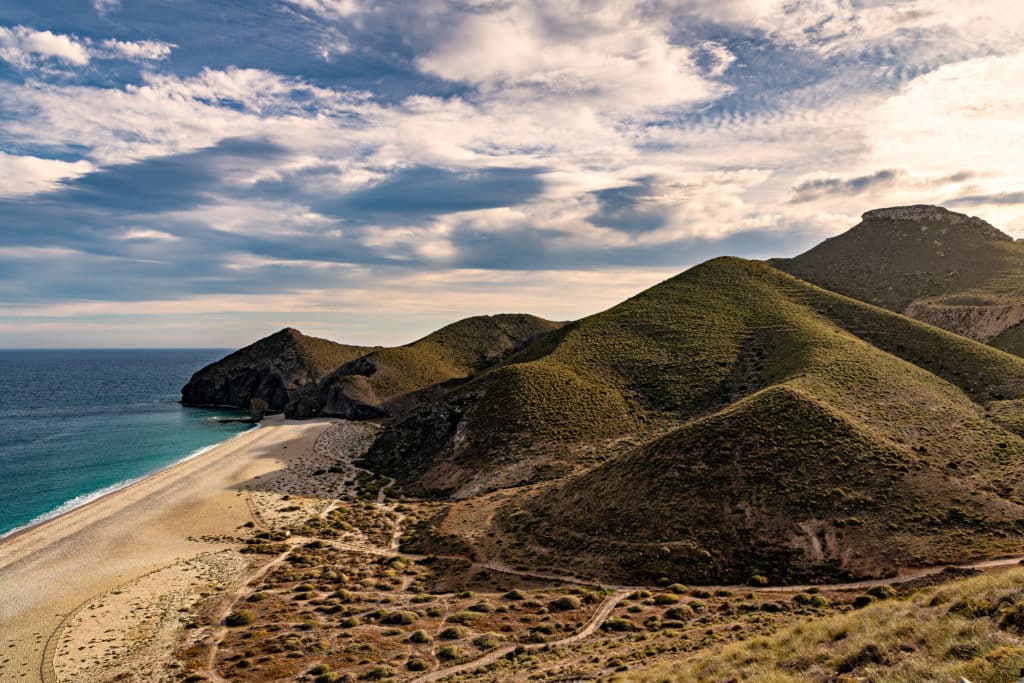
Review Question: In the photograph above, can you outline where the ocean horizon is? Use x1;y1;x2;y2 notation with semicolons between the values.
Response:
0;349;253;539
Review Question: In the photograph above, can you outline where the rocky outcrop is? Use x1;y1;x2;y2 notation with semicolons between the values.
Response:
181;328;369;412
862;205;1014;241
905;300;1024;343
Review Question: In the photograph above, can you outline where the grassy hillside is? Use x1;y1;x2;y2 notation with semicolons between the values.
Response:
313;314;563;419
634;568;1024;682
373;257;1024;582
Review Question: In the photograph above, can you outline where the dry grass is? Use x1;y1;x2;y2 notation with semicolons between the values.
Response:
636;568;1024;682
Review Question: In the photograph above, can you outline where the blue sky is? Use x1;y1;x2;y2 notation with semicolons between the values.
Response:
2;1;1023;347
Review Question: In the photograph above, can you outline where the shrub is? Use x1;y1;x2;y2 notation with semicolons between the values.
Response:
340;617;360;628
653;594;679;605
809;595;831;608
309;664;332;675
550;596;581;611
603;617;639;632
949;597;993;618
473;633;503;650
667;583;689;594
406;657;429;671
382;610;419;625
853;595;875;609
447;611;483;624
408;629;432;643
999;603;1024;633
247;592;268;602
866;585;897;600
793;593;814;605
749;574;769;586
468;601;494;613
440;626;469;640
438;645;461;660
665;605;694;620
836;644;886;674
503;589;527;601
362;665;394;680
225;610;256;627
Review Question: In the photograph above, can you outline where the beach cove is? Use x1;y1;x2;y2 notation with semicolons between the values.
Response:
0;416;336;682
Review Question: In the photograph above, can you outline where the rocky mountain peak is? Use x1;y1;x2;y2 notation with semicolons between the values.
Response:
861;205;1013;241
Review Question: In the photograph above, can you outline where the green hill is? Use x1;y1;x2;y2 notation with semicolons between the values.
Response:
772;205;1024;352
372;257;1024;582
305;314;563;419
181;328;372;411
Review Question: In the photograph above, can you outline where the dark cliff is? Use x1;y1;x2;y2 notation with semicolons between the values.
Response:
181;328;371;412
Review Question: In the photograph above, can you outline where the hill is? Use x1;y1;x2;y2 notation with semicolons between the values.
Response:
304;314;563;419
373;258;1024;583
771;205;1024;352
180;328;372;412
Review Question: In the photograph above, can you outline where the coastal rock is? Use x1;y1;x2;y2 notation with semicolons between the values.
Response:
181;328;370;412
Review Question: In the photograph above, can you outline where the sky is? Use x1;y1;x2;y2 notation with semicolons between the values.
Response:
2;1;1024;348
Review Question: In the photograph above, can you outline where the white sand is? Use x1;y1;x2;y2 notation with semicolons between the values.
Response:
0;416;335;682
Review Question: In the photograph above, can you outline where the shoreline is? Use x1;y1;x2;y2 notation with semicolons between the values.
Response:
0;423;259;545
0;415;336;682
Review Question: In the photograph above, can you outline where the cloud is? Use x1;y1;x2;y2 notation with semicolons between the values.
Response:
283;0;361;20
0;25;176;70
790;169;901;203
0;25;90;67
336;166;547;221
27;138;287;213
93;0;120;15
0;152;95;198
4;0;1024;346
947;192;1024;207
118;229;181;241
698;41;736;77
415;2;729;114
98;38;175;61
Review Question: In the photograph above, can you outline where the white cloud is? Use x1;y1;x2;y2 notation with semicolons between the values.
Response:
283;0;361;19
0;152;94;197
118;228;181;241
416;3;727;114
699;41;736;78
98;38;176;61
93;0;121;15
0;25;176;70
0;25;90;68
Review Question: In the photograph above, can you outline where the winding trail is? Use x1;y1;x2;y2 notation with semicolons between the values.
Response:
202;545;297;683
409;590;630;683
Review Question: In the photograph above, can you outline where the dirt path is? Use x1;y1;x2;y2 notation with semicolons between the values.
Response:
409;590;630;683
202;545;297;683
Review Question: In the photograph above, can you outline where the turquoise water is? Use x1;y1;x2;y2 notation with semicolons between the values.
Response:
0;349;252;538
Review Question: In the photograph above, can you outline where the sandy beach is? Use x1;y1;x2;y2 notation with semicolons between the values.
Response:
0;416;337;682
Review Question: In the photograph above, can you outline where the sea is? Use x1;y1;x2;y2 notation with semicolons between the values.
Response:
0;349;253;539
